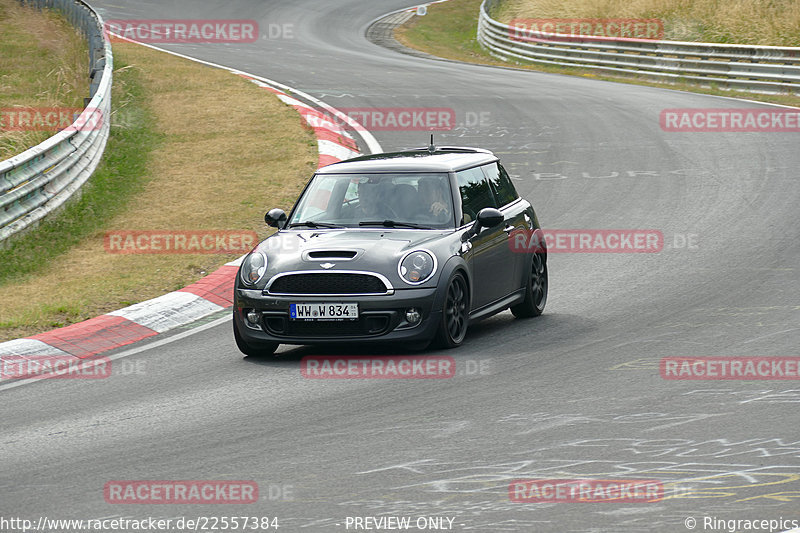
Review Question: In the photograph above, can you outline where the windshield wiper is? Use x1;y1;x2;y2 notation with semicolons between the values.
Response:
289;221;343;229
359;220;433;229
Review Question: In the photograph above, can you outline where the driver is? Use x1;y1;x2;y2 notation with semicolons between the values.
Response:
357;179;395;220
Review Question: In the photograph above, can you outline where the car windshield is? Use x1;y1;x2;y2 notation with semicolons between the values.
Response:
288;173;455;229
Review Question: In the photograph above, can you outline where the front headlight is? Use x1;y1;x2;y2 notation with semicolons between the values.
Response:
241;252;267;286
398;250;436;285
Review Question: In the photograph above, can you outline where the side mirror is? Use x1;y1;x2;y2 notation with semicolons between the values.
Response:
462;207;504;241
265;208;287;229
477;207;504;228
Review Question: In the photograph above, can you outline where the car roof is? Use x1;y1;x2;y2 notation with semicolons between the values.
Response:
316;147;499;174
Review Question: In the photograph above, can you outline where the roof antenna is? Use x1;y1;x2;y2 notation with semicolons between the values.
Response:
428;133;435;153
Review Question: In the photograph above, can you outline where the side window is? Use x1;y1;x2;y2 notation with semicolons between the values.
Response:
456;167;496;225
483;162;519;207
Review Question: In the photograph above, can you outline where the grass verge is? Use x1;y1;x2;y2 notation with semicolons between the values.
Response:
0;0;89;159
494;0;800;46
0;41;317;341
395;0;800;108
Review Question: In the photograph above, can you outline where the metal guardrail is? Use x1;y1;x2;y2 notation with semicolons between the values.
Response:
0;0;113;245
478;0;800;95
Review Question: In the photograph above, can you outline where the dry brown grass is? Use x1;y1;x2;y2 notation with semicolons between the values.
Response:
494;0;800;45
0;0;88;158
397;0;800;108
0;42;317;340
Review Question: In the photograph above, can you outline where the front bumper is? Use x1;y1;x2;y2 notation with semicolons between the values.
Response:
234;287;441;345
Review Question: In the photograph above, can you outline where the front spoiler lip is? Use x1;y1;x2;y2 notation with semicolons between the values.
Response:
232;310;441;345
234;286;441;344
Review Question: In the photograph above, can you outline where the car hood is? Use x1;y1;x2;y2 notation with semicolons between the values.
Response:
254;228;452;287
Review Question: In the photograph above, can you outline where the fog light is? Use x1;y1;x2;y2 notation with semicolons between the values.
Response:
246;309;260;325
405;307;421;324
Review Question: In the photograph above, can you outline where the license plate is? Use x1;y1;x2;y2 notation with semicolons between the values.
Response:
290;302;359;321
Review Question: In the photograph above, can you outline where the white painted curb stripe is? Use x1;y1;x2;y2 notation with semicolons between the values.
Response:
275;93;314;110
0;338;72;357
108;291;224;333
0;315;231;391
302;112;346;132
226;256;245;267
318;139;361;160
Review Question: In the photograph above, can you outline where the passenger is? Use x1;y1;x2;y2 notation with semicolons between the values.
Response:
418;178;452;223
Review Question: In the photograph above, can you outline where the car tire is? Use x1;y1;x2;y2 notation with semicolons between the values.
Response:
233;314;279;357
511;252;547;318
433;272;469;349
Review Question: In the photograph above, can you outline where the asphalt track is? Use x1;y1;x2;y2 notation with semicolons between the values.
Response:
2;1;799;531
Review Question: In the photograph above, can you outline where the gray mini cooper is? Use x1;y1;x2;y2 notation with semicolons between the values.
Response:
233;145;547;355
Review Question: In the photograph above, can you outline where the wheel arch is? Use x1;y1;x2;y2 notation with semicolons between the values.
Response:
433;255;472;312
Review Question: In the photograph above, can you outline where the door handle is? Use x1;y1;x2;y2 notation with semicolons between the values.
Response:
503;225;515;234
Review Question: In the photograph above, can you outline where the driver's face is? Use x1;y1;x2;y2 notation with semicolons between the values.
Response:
359;182;381;215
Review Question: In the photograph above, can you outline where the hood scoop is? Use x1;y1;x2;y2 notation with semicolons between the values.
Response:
305;250;359;261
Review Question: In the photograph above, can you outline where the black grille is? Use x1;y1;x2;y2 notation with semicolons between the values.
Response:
268;273;387;294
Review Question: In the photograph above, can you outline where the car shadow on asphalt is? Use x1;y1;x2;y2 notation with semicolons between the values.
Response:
241;312;596;368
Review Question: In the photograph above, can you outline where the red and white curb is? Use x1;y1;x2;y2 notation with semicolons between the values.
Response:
0;37;381;373
238;75;360;168
0;260;240;363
